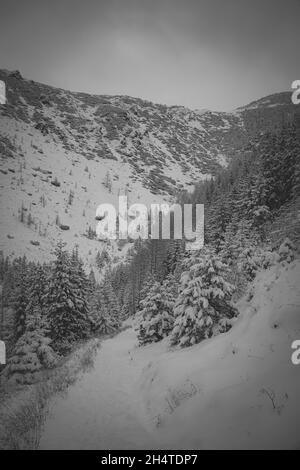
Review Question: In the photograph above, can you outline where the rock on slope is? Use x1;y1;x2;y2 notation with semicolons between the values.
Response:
0;69;299;269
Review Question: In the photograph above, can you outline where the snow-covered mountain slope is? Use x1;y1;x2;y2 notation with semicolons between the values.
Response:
139;260;300;449
0;69;299;268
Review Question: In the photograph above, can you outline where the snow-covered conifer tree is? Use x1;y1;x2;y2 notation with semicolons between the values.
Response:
278;237;295;264
136;274;177;346
44;242;89;352
170;249;237;347
89;286;118;335
5;304;57;385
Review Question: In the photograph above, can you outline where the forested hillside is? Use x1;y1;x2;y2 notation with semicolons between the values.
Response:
2;120;298;385
116;121;300;343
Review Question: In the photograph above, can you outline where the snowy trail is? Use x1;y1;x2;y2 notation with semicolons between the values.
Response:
39;326;159;450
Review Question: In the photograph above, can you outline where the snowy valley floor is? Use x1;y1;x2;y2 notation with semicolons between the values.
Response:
39;261;300;450
39;326;161;450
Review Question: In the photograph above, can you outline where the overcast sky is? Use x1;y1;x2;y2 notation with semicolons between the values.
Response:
0;0;299;111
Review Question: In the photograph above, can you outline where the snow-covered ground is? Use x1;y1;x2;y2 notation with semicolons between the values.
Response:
39;327;161;449
39;260;300;450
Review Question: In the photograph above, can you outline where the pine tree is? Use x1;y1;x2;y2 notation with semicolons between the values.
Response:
89;269;96;287
70;246;91;329
101;276;121;329
25;264;48;320
237;245;262;281
5;304;57;385
44;242;89;353
89;286;118;335
14;256;29;339
170;249;237;347
122;281;135;319
278;237;295;264
139;272;158;300
136;274;176;346
220;218;255;266
162;240;184;277
207;197;230;250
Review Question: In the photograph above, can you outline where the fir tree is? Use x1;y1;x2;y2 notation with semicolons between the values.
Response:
5;304;57;385
44;242;89;352
14;256;29;339
101;276;121;329
278;237;295;264
89;286;118;335
136;274;176;346
25;264;48;320
170;249;237;347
